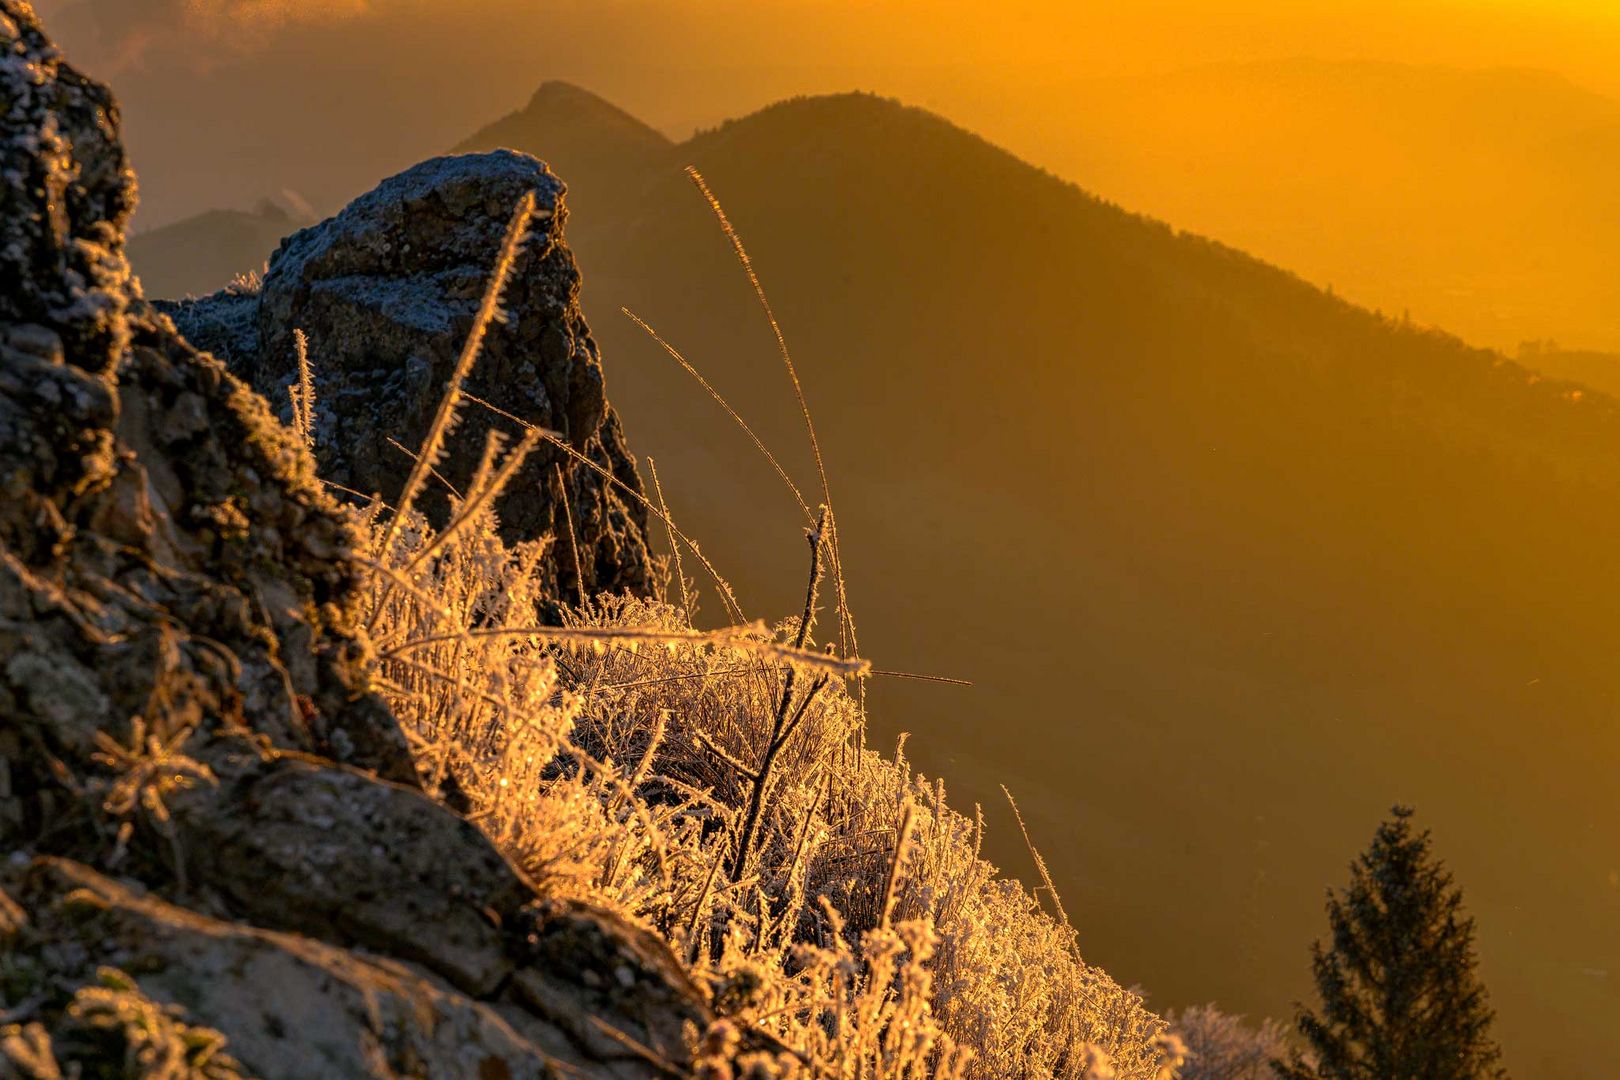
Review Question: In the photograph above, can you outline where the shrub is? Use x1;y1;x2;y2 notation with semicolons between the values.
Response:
1167;1004;1291;1080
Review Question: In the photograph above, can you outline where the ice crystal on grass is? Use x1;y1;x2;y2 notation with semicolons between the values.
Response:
1167;1004;1293;1080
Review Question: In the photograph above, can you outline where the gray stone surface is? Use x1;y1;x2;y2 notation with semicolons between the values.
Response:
165;152;657;609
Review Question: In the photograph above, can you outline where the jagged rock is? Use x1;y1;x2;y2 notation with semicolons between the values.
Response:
164;152;657;609
0;6;706;1075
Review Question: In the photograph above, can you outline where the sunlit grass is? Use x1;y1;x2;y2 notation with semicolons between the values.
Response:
298;187;1178;1078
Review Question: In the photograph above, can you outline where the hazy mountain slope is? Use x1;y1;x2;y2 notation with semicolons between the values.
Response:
127;59;1620;354
454;81;675;227
1001;60;1620;352
1518;341;1620;398
560;94;1620;1080
129;200;312;298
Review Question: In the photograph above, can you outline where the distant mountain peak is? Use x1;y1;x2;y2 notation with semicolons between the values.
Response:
524;79;629;112
456;81;674;170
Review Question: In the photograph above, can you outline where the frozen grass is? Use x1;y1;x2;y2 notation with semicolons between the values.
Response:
315;188;1178;1078
1166;1004;1293;1080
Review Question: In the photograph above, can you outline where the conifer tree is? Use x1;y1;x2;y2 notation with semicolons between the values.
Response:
1276;806;1507;1080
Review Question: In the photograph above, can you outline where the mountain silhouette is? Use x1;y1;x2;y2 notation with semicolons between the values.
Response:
129;199;313;298
129;86;1619;1078
453;80;674;221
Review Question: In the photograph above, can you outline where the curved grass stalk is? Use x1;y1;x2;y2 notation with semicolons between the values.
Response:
622;307;813;522
461;391;749;625
684;168;859;667
381;621;870;681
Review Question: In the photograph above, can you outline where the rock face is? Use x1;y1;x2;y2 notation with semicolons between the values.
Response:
163;152;656;608
0;5;703;1075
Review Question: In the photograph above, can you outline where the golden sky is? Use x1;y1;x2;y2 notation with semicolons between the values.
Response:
40;1;1620;94
37;0;1620;350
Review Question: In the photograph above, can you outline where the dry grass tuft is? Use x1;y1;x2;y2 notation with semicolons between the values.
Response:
318;188;1175;1077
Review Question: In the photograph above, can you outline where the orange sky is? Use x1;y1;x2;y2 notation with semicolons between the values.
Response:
42;1;1620;99
49;0;1620;172
37;0;1620;350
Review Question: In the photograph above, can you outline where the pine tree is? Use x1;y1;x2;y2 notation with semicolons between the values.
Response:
1276;806;1507;1080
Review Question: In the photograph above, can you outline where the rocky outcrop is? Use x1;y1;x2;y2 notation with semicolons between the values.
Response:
0;5;704;1075
162;153;657;609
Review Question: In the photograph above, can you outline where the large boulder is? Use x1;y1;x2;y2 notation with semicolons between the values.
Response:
164;152;657;608
0;5;706;1075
